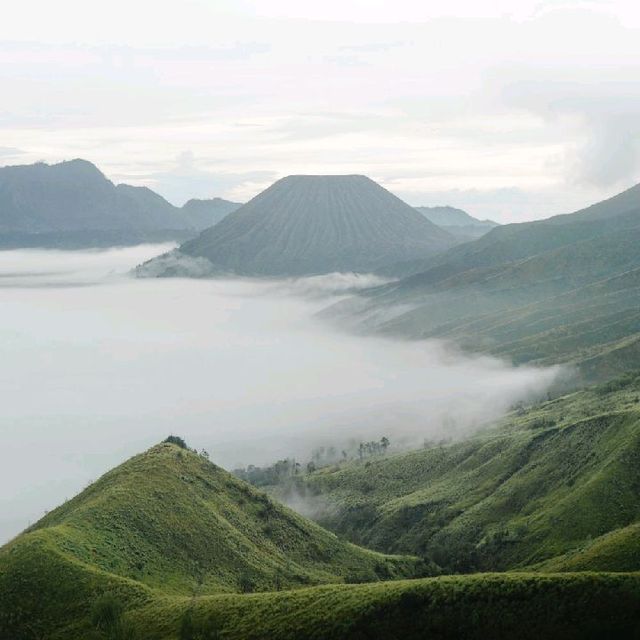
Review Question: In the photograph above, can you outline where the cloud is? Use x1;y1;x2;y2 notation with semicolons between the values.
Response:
0;245;563;542
1;3;640;219
131;151;276;205
0;146;25;160
497;72;640;190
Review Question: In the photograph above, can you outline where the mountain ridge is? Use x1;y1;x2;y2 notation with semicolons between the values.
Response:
0;159;240;247
328;180;640;381
140;174;457;278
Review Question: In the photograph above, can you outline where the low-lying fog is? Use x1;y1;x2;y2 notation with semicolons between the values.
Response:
0;245;562;543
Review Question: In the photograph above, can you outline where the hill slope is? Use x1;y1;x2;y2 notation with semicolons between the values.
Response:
270;375;640;574
18;442;418;595
329;183;640;380
139;175;456;278
2;440;639;639
0;160;238;247
0;441;421;638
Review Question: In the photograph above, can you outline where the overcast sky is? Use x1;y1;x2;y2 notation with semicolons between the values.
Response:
1;0;639;221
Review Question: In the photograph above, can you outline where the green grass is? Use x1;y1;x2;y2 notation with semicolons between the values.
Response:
535;522;640;573
2;541;639;640
128;572;640;640
274;377;640;573
2;429;640;638
0;443;421;639
20;443;419;595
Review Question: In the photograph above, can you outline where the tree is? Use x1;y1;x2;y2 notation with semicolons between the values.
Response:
164;435;188;449
238;571;255;593
381;436;390;453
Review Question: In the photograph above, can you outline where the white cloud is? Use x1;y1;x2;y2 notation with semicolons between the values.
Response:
1;1;639;219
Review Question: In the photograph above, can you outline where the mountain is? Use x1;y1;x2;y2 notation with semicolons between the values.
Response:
329;182;640;381
138;175;456;278
181;197;242;229
2;440;638;639
0;159;239;248
416;206;498;241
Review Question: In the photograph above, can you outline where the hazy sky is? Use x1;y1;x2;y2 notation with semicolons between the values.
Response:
0;245;561;542
1;0;639;221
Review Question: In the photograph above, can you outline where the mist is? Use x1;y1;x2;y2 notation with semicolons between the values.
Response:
0;245;562;543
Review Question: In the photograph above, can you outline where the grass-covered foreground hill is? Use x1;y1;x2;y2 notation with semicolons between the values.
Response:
0;442;419;638
273;375;640;575
2;441;640;639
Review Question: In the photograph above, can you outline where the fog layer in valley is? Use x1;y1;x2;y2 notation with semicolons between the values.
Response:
0;246;562;543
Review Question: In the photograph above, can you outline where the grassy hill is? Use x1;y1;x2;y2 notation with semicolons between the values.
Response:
271;375;640;574
0;441;420;638
17;442;418;594
2;437;640;638
2;537;639;639
127;572;640;640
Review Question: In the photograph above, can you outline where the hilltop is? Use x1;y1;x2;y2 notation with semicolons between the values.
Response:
14;441;418;594
0;160;239;248
138;175;456;278
0;440;420;638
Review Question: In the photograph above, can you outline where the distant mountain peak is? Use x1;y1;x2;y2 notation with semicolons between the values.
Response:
0;159;240;245
51;158;107;179
141;174;457;278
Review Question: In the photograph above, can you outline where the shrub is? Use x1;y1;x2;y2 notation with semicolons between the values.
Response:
91;594;123;633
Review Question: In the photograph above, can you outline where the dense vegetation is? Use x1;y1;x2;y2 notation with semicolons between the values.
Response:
2;537;639;640
3;430;639;639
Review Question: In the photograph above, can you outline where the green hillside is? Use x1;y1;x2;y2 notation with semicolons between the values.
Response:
19;442;417;594
331;184;640;382
3;415;640;638
2;537;639;640
0;442;420;638
535;523;640;573
271;376;640;574
126;572;640;640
